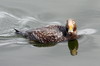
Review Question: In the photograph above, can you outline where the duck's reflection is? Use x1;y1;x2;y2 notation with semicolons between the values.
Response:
29;39;79;56
29;41;57;47
68;39;79;56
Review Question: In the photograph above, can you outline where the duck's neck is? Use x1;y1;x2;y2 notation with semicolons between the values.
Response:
68;31;77;40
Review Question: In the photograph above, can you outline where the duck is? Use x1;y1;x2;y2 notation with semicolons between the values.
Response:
14;19;77;44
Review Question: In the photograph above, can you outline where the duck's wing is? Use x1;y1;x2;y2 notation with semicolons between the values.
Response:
28;25;67;43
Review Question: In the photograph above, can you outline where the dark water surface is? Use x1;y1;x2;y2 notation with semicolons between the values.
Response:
0;0;100;66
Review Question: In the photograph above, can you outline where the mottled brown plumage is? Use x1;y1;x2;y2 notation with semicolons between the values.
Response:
25;25;68;43
15;19;77;44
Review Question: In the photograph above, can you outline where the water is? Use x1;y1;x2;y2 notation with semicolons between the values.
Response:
0;0;100;66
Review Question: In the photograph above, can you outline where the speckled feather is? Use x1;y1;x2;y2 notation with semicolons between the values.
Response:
25;25;68;43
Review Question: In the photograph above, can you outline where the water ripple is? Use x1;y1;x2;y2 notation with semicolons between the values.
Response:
78;28;97;35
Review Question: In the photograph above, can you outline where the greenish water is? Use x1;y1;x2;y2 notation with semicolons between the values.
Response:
0;0;100;66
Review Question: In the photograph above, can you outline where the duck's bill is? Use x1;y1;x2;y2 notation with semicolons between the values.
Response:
68;26;74;33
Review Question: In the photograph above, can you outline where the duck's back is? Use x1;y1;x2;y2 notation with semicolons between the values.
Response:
25;25;68;43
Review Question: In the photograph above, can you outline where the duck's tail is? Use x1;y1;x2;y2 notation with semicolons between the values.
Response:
14;29;26;37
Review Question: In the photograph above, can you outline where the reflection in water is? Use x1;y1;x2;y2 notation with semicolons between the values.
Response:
68;39;79;56
29;40;79;56
29;41;57;47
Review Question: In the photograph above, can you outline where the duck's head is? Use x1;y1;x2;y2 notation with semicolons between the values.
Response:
66;19;77;36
